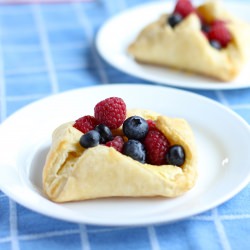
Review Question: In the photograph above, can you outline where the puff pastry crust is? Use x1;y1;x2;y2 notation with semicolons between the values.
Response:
127;1;250;81
43;109;197;202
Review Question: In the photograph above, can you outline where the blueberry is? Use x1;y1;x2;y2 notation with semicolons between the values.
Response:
123;116;149;140
168;13;183;28
80;130;100;148
165;145;185;167
201;23;211;33
122;139;146;163
209;39;222;50
95;124;113;144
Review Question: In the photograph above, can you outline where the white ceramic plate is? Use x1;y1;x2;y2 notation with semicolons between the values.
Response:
0;84;250;226
96;1;250;90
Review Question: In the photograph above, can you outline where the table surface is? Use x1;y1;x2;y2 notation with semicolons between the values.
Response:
0;0;250;249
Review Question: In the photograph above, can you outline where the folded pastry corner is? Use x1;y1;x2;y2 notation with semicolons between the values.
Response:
43;108;198;203
127;0;250;81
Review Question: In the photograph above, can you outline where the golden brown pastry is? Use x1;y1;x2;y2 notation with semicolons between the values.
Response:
43;108;197;202
127;0;250;81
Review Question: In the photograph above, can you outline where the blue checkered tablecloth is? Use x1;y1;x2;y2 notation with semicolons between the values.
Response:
0;0;250;249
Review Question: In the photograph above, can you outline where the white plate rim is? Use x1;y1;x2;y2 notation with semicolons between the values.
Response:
0;84;250;226
96;0;250;90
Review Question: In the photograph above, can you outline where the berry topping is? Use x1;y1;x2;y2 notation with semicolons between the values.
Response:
123;116;149;140
165;145;185;166
207;21;232;48
73;115;98;134
106;136;124;152
95;124;113;144
80;130;100;148
168;13;183;28
123;139;146;163
75;96;186;167
144;129;170;165
147;119;157;130
174;0;195;18
209;40;222;50
94;97;126;129
201;23;211;33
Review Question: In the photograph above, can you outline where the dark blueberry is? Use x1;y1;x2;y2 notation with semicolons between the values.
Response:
168;13;183;28
165;145;185;167
95;124;113;144
201;23;211;33
79;130;100;148
123;116;149;140
122;139;146;163
209;39;222;50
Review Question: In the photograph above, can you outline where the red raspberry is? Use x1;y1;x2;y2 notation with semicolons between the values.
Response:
105;136;124;152
147;119;157;130
94;97;126;129
73;115;98;133
144;129;170;165
174;0;195;18
208;21;232;47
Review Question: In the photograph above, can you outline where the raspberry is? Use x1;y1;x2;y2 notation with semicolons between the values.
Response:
144;129;170;165
174;0;195;18
147;119;157;130
106;136;124;152
208;21;232;47
73;115;98;133
94;97;126;129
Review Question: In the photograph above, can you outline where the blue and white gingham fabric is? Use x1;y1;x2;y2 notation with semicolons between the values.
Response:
0;0;250;249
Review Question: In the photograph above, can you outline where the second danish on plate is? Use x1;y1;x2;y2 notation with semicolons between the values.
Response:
128;0;250;82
